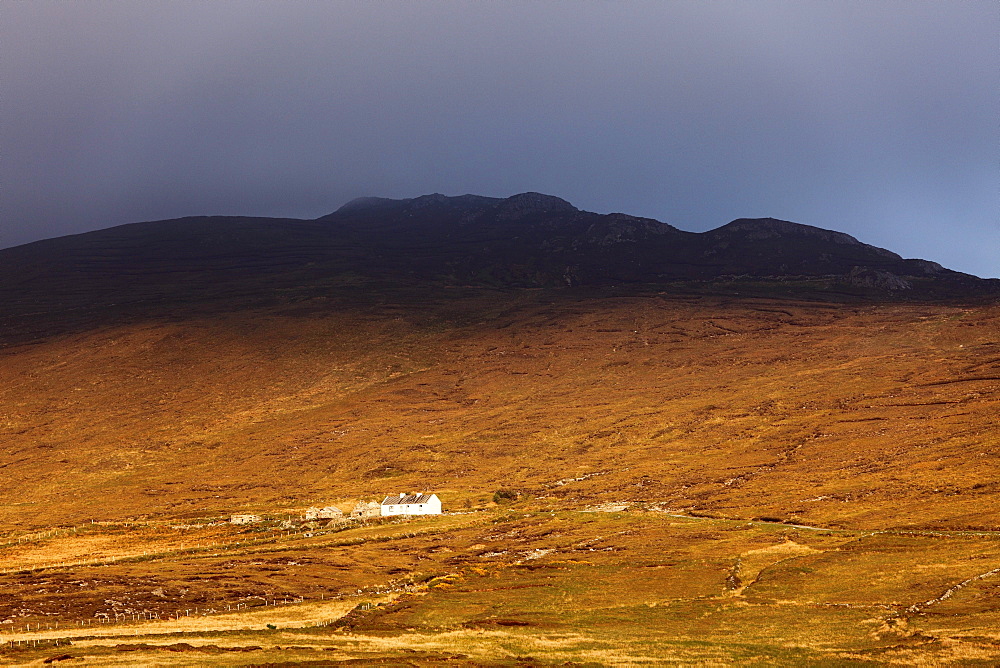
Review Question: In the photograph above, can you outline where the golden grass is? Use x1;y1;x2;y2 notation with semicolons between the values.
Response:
3;509;1000;664
1;291;999;663
2;294;997;532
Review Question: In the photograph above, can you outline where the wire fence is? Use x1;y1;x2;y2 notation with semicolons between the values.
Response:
0;524;361;576
0;578;417;646
0;512;481;649
0;515;478;577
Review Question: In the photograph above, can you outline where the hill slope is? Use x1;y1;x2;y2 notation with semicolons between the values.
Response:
1;195;999;663
1;287;997;530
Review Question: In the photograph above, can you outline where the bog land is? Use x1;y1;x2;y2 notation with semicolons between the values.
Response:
1;288;999;665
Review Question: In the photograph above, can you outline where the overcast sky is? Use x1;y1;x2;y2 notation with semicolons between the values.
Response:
3;1;997;277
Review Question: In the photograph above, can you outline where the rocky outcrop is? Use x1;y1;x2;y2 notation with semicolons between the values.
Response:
846;266;911;290
711;218;902;260
584;214;677;246
494;192;577;220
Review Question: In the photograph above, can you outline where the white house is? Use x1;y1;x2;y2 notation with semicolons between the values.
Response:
380;493;442;516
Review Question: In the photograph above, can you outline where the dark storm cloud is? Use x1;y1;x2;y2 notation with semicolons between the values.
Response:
2;1;997;276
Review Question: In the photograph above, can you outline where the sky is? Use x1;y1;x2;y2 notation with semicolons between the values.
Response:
3;1;997;277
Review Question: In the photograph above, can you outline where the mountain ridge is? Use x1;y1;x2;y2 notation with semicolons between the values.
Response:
0;192;996;345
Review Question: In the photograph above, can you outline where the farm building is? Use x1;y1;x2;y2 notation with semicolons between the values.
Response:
230;513;262;525
304;506;343;520
351;501;381;518
380;493;442;516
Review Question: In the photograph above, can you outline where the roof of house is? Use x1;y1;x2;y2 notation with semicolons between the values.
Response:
381;493;436;505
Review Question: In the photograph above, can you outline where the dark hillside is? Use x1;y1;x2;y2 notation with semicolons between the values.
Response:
0;193;995;344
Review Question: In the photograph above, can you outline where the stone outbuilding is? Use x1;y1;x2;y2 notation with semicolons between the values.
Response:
350;501;381;518
230;514;262;525
304;506;343;520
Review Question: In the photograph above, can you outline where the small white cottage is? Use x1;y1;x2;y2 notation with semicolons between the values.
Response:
380;493;442;516
230;513;262;525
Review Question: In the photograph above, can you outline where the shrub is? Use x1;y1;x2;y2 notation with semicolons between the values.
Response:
493;489;519;504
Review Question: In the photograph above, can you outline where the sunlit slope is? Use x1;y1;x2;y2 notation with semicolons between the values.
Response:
1;290;997;529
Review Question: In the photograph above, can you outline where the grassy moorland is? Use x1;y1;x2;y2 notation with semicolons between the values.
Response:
3;508;1000;664
1;288;997;529
1;286;999;664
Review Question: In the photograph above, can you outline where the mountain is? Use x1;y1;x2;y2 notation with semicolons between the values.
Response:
0;192;995;344
2;194;1000;663
316;191;985;289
